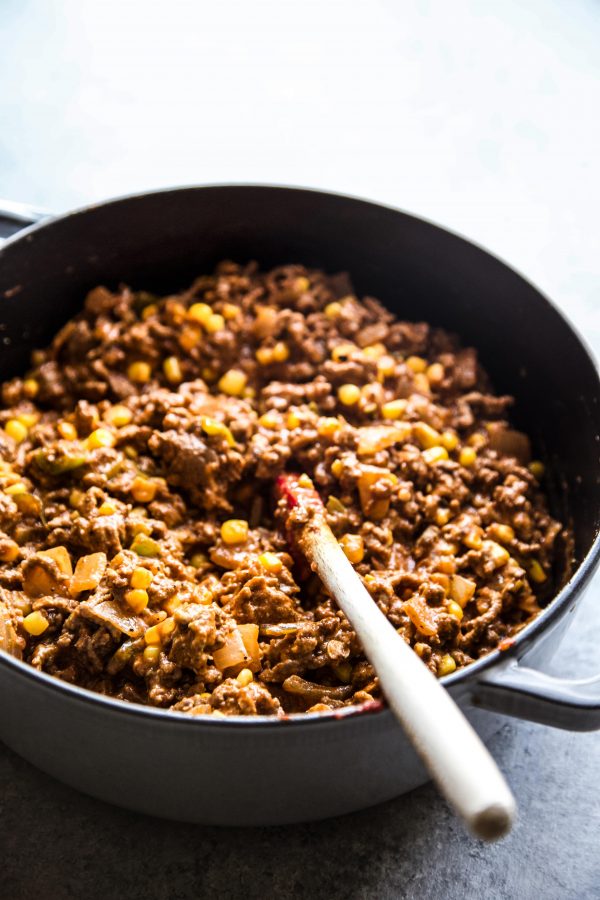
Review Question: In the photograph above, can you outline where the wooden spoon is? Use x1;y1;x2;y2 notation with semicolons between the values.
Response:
276;473;516;841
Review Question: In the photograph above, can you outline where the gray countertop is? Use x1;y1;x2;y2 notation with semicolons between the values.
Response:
0;1;599;898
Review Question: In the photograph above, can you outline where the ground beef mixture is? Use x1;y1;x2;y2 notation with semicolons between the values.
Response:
0;263;569;716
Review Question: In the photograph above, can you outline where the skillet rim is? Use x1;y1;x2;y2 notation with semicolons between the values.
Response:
0;182;598;729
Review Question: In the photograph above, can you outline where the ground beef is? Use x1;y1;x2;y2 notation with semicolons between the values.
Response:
0;262;571;716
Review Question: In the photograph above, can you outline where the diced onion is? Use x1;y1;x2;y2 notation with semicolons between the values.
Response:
213;628;249;672
237;623;261;672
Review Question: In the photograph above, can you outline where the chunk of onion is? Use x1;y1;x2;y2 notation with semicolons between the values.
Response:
213;628;249;672
237;623;261;672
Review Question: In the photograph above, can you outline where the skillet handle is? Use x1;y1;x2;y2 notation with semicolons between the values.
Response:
475;661;600;732
0;199;48;240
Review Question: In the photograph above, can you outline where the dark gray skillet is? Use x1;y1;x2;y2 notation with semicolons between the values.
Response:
0;185;598;825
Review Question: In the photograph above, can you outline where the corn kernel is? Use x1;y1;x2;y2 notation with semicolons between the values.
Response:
340;533;365;564
5;483;27;495
259;412;279;429
131;567;153;590
286;411;301;429
131;476;158;504
468;432;487;449
144;624;161;644
426;362;444;385
439;540;459;556
422;446;449;465
106;405;132;428
298;474;314;488
414;642;428;659
459;446;477;467
406;356;427;373
23;378;39;398
160;617;175;638
58;421;78;441
188;302;212;324
435;508;451;526
440;430;459;452
331;460;343;478
222;303;240;320
18;412;39;428
97;502;117;516
437;654;457;677
527;559;547;583
318;417;340;437
218;369;247;396
124;588;149;613
529;460;545;480
127;361;152;383
5;419;28;443
23;610;49;636
258;552;283;574
377;356;396;380
205;313;225;334
488;522;515;544
382;399;407;420
362;343;387;361
163;356;183;384
132;518;151;534
338;384;361;406
483;539;510;568
130;534;161;558
200;417;235;447
414;373;431;395
221;519;249;545
293;276;310;294
464;527;484;550
447;600;464;621
256;346;273;365
236;668;254;687
143;646;161;664
325;301;342;318
141;303;158;320
271;342;289;363
413;422;442;449
87;428;115;450
431;573;450;594
0;539;20;563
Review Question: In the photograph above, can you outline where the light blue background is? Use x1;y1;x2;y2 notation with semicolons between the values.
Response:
0;3;598;898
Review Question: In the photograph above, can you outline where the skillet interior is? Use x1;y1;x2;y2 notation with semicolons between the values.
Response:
0;185;598;587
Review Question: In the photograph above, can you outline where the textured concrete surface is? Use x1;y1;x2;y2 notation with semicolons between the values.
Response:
0;2;599;898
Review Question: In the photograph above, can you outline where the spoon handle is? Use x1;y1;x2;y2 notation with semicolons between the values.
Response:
307;523;515;839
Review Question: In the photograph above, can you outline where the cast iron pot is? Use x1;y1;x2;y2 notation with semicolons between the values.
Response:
0;186;598;826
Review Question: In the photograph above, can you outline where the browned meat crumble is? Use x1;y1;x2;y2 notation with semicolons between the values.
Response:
0;262;568;716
